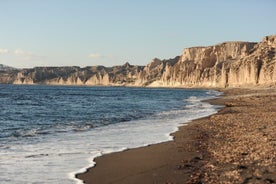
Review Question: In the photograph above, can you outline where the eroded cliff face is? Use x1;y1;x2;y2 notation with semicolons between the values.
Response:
138;35;276;87
0;35;275;87
2;63;144;86
157;41;259;87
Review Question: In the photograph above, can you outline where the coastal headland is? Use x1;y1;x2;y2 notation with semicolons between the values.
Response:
77;87;276;184
1;35;275;88
1;35;275;183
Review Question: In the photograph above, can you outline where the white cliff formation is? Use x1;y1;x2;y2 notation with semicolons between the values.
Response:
0;35;275;88
137;35;276;87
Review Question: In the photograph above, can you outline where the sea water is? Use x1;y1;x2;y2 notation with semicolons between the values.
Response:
0;85;221;184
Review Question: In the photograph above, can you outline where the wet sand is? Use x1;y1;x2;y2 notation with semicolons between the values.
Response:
76;88;276;184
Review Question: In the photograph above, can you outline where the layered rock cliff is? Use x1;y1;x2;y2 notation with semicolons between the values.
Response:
137;35;276;87
0;35;275;87
1;63;144;86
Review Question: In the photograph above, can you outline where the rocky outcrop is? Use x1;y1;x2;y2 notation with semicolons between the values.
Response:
0;35;275;87
0;63;144;86
0;64;16;71
136;57;179;86
157;41;259;87
137;35;276;88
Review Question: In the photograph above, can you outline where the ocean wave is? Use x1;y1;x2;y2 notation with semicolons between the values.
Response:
185;96;201;102
25;154;49;158
12;129;39;138
0;86;222;184
206;90;223;97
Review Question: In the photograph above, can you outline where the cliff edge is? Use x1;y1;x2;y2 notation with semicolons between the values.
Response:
0;35;275;88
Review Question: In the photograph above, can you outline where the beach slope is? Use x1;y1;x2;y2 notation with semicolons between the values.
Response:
77;88;276;184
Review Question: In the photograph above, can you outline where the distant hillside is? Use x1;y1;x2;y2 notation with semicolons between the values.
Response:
0;35;275;87
0;64;16;71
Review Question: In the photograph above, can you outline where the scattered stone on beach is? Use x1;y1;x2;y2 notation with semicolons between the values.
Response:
190;92;276;184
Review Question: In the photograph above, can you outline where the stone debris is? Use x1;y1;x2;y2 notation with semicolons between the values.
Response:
190;91;276;184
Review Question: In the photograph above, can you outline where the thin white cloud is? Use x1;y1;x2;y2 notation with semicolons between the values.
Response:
14;48;31;55
0;48;9;54
88;53;104;59
14;48;34;60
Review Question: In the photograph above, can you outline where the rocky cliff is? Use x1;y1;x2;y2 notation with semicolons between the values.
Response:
0;35;275;87
137;35;276;88
0;63;144;86
0;64;16;71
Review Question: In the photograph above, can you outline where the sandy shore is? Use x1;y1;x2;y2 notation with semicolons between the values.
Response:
76;88;276;184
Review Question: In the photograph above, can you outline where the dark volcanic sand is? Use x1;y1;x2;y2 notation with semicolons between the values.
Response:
77;88;276;184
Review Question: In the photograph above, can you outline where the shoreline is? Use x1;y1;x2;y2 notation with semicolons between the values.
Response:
76;87;276;184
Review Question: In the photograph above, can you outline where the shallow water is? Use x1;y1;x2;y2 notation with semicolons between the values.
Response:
0;85;221;184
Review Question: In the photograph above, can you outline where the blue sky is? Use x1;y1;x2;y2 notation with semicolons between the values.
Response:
0;0;275;68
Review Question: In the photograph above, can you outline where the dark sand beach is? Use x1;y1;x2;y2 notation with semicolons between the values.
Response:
77;88;276;184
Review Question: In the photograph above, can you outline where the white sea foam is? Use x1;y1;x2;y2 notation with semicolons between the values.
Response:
0;92;220;184
185;96;200;102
